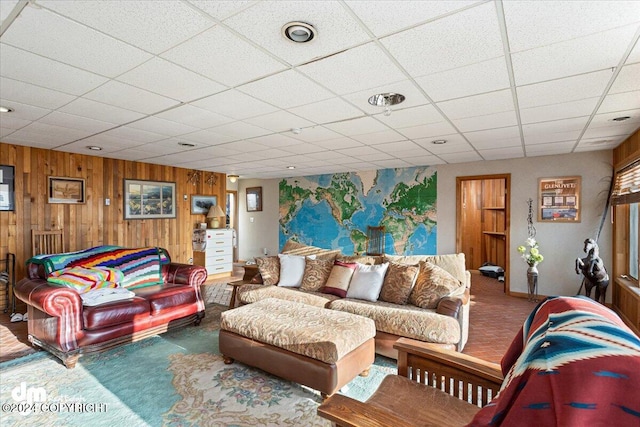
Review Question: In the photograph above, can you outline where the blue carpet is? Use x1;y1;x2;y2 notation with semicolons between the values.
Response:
0;304;395;426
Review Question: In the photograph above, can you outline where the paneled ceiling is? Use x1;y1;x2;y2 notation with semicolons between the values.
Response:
1;0;639;179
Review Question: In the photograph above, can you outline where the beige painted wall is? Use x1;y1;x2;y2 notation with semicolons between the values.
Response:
238;150;614;301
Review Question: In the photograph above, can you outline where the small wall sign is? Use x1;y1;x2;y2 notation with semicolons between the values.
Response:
538;176;581;222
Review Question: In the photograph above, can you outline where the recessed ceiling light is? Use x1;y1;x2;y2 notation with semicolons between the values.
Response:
282;21;316;43
431;139;447;145
287;166;296;170
178;142;196;147
611;116;631;122
0;106;14;113
368;93;405;116
87;146;102;151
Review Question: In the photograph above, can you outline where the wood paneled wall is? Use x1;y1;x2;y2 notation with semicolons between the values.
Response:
0;142;225;286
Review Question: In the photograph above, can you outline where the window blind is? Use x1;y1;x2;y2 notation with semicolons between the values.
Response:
611;159;640;205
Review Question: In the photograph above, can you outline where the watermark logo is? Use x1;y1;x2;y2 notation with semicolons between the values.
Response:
10;382;46;415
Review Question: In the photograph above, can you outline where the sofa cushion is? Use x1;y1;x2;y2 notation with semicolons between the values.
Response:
346;262;389;302
133;284;198;314
47;266;123;293
322;261;357;298
256;256;280;286
238;284;340;308
329;298;460;345
281;239;341;261
409;262;466;309
277;254;315;287
379;262;419;305
83;296;150;330
300;258;333;292
385;253;467;286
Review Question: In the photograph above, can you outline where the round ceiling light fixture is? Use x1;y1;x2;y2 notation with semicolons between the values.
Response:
287;166;296;170
0;106;14;113
368;93;405;116
228;174;239;183
282;21;316;43
431;139;447;145
86;145;103;151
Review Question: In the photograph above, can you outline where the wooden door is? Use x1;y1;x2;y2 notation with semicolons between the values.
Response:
457;174;510;292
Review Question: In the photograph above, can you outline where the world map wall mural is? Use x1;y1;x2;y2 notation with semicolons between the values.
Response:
279;166;437;255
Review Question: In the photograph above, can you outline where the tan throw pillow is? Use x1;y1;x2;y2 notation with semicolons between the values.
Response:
300;258;334;292
409;261;465;309
322;261;357;297
379;262;419;305
256;256;280;286
337;255;381;265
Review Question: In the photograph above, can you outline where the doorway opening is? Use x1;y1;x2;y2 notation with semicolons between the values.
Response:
226;190;238;261
456;174;510;293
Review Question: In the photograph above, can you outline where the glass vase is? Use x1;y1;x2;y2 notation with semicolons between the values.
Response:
527;264;538;302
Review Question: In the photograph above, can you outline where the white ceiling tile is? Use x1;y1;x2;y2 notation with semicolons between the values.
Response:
324;116;389;136
287;126;343;143
347;0;481;37
469;137;522;151
404;155;446;166
523;116;589;136
597;91;640;114
161;26;286;87
342;80;430;115
582;122;640;140
245;134;301;149
126;116;201;137
415;134;475;154
0;0;19;25
238;70;334;109
350;129;407;145
312;137;363;150
251;148;298;160
438;151;483;163
218;140;271;153
58;98;145;124
280;143;327;155
375;104;445;129
336;146;386;157
183;144;244;159
416;57;510;102
223;1;370;66
0;77;76;110
479;146;525;160
372;159;412;168
503;1;640;52
2;7;152;77
2;134;60;149
104;148;152;161
575;141;622;153
610;63;640;94
41;0;215;54
0;44;108;95
381;2;504;77
103;126;166;143
299;42;406;95
524;130;582;145
38;111;116;133
589;109;640;128
80;134;145;151
511;25;638;86
0;127;16;138
154;105;234;129
0;115;31;130
289;98;364;125
178;129;237;146
345;151;394;163
525;141;575;155
398;121;458;139
451;111;518;132
0;100;51;121
117;58;226;102
437;90;515;120
628;38;640;64
14;122;90;144
84;81;179;114
464;126;521;143
191;89;279;120
520;98;597;124
187;1;256;20
516;70;612;109
373;140;422;154
244;110;314;133
306;151;359;164
209;121;271;139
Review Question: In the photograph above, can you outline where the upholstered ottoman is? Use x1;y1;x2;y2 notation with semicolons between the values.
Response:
219;298;376;397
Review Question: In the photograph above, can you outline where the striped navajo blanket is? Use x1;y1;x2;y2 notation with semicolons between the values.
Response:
29;245;171;289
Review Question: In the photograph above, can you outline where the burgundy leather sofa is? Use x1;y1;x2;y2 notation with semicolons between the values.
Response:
14;252;207;368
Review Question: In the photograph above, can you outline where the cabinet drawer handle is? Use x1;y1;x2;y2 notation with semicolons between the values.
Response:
216;258;224;262
215;267;224;270
216;250;224;253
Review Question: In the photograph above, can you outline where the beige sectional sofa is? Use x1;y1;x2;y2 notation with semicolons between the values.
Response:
236;241;471;358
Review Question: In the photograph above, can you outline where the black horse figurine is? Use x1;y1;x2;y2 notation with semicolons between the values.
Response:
575;238;609;304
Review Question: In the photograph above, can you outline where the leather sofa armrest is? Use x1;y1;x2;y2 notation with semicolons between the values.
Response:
163;263;207;287
15;278;83;319
436;295;463;319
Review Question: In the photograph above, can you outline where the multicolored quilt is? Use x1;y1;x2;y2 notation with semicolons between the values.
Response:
29;245;171;289
468;296;640;426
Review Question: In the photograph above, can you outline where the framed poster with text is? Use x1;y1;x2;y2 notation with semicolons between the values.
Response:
538;176;581;222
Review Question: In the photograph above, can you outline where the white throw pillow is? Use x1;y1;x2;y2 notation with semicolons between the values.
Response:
346;262;389;302
277;254;316;287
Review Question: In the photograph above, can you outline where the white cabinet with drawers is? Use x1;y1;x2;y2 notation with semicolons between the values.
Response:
194;229;233;276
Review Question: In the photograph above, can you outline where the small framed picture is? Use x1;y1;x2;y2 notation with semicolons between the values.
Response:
246;187;262;212
124;179;176;219
191;195;217;215
48;176;86;204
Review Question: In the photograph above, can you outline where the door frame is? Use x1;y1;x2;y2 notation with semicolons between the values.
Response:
456;174;511;294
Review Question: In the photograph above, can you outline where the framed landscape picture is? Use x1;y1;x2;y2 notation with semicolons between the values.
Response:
48;176;86;204
124;179;176;219
191;195;217;215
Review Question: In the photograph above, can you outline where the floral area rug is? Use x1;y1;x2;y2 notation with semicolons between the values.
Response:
0;304;396;426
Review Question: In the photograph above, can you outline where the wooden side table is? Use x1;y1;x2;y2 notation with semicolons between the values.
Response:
227;263;259;309
227;280;244;309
